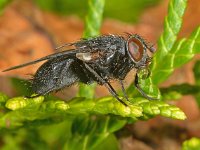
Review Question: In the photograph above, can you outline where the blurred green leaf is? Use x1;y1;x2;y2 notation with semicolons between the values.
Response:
193;60;200;106
10;78;32;96
0;93;9;112
34;0;88;17
182;137;200;150
78;0;105;98
1;128;49;150
38;120;73;149
193;60;200;85
64;116;124;150
159;59;200;105
0;92;9;103
34;0;160;23
0;0;11;13
104;0;160;22
94;134;119;150
160;84;200;100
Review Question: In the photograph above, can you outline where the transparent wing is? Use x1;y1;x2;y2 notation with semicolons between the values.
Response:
3;36;113;72
2;49;80;72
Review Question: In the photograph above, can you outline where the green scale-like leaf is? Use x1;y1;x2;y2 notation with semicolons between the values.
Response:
78;0;105;98
127;0;188;99
130;0;200;100
153;27;200;84
1;96;186;129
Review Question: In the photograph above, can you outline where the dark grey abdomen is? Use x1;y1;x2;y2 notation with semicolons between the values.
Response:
32;56;79;95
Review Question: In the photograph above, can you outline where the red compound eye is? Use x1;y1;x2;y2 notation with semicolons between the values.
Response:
128;37;144;62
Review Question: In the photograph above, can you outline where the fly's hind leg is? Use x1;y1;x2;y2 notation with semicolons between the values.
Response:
24;94;41;99
24;86;56;99
106;82;128;106
84;63;128;106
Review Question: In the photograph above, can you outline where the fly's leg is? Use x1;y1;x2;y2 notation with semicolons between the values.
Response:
25;94;42;99
84;63;127;106
119;80;129;102
134;74;158;100
24;86;56;99
106;82;128;106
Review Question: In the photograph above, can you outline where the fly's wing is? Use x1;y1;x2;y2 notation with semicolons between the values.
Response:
2;48;88;72
3;35;124;72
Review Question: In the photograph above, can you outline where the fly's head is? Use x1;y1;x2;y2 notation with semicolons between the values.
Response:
126;34;156;79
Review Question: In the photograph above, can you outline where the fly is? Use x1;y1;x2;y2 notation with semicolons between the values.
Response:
3;34;157;106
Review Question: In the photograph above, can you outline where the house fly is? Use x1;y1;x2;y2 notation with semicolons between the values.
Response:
3;34;157;106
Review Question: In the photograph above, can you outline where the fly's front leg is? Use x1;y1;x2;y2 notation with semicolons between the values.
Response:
134;73;158;100
84;63;127;106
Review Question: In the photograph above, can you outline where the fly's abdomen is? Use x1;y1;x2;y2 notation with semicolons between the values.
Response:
32;56;79;95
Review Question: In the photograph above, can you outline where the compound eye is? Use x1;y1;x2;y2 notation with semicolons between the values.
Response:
128;37;144;62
